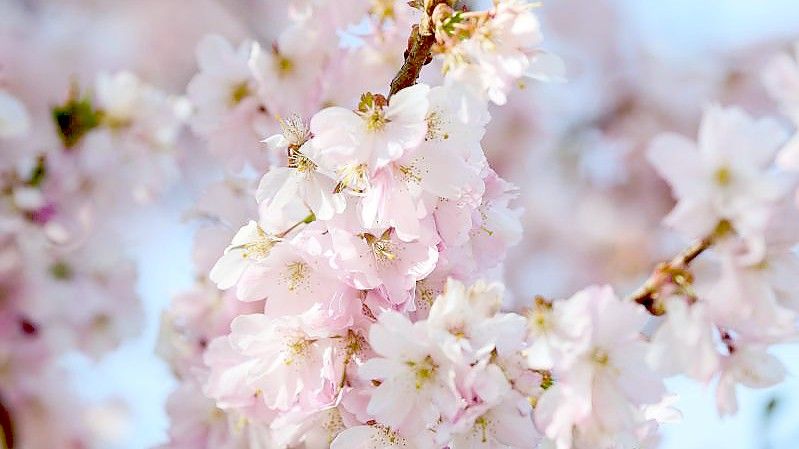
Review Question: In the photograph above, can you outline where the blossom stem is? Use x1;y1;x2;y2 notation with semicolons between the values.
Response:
627;235;714;315
277;212;316;238
388;0;450;97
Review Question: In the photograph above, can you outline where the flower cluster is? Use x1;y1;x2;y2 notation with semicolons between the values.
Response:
157;0;559;447
431;0;564;105
199;76;524;443
646;104;799;415
0;69;185;448
184;1;416;173
156;2;799;449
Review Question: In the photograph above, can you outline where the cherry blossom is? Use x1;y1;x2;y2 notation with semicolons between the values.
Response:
311;84;430;174
187;34;270;172
647;105;789;244
150;2;799;449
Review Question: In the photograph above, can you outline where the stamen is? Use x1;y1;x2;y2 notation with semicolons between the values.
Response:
363;230;397;262
334;162;370;194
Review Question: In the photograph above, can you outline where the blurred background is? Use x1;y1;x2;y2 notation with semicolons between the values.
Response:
2;0;799;448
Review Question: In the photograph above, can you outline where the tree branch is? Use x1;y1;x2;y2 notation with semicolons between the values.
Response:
388;0;450;97
627;235;714;315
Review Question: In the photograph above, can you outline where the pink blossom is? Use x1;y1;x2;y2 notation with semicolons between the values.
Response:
311;84;430;173
648;105;789;241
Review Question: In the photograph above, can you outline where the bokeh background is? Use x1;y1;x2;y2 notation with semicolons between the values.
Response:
3;0;799;448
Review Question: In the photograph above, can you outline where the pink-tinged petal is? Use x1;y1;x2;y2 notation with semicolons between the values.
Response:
227;314;271;353
716;372;739;416
534;386;577;449
230;220;262;246
330;426;375;449
367;383;415;429
413;145;481;199
663;197;718;238
305;174;345;220
434;200;474;246
492;397;539;448
311;107;361;154
368;310;420;358
236;264;272;301
196;35;235;71
777;134;799;171
699;105;787;168
646;133;704;199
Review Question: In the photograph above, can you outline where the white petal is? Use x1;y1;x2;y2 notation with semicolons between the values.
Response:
387;83;430;124
196;34;235;71
527;51;566;83
263;133;289;151
0;91;31;138
209;250;247;290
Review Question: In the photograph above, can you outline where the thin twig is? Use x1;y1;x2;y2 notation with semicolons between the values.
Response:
627;235;714;315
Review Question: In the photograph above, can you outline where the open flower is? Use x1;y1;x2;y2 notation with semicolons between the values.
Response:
220;312;345;411
209;220;282;292
257;115;345;224
648;105;789;242
329;226;439;306
359;310;459;434
311;84;430;179
435;0;563;105
187;35;269;171
535;286;665;449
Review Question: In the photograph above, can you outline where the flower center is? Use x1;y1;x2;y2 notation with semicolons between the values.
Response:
284;337;313;365
416;280;436;310
526;297;553;333
371;425;407;446
323;409;345;444
425;111;450;141
288;149;317;173
357;92;391;132
399;164;423;184
363;230;397;263
334;162;370;194
591;348;610;366
370;0;395;21
242;228;280;260
406;355;438;390
279;114;312;147
714;166;732;186
277;56;294;77
365;109;388;132
474;415;491;443
229;81;250;106
284;261;310;292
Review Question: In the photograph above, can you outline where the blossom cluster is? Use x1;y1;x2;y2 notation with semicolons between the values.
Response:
153;2;799;449
639;104;799;418
157;0;552;447
0;69;185;448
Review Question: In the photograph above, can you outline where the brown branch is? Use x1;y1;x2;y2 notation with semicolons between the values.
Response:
388;0;450;97
627;235;714;315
